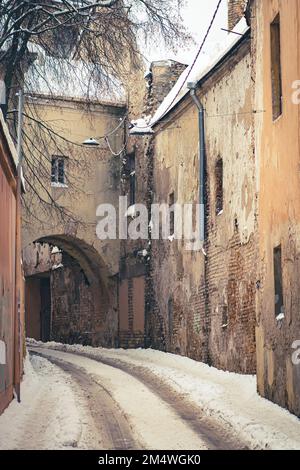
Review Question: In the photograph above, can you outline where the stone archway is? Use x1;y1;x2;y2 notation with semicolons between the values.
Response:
23;235;118;347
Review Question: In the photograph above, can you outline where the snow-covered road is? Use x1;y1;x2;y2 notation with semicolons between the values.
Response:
1;341;300;450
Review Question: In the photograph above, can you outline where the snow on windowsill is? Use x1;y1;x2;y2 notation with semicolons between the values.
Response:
51;182;68;189
276;313;285;322
125;205;136;218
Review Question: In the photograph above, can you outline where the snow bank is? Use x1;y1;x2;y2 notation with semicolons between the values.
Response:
27;338;300;450
0;352;82;449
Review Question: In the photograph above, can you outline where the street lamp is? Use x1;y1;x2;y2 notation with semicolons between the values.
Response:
82;137;100;147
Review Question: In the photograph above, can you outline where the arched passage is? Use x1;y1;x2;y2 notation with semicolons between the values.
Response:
23;235;118;347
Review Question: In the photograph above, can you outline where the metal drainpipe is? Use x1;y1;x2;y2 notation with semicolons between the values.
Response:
189;86;205;243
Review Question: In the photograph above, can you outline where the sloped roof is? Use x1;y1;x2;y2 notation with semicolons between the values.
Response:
151;17;250;127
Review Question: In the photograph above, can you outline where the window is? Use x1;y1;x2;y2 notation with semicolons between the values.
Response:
222;304;228;328
128;153;136;206
215;158;223;215
169;192;175;236
168;297;173;338
51;156;66;186
274;245;284;317
270;14;283;120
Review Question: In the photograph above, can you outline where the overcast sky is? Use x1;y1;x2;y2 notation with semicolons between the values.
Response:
145;0;228;65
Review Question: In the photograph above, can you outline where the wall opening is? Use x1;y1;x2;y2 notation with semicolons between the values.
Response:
129;152;136;206
270;14;283;120
168;297;173;340
274;245;284;317
25;274;51;342
215;158;223;215
169;192;175;236
222;304;228;328
51;155;67;186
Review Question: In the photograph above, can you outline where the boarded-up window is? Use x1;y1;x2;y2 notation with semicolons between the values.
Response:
215;158;223;215
270;14;283;120
274;245;284;317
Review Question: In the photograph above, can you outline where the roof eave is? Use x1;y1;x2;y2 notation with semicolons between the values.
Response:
152;29;251;129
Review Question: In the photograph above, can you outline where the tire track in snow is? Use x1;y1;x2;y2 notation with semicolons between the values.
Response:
29;346;248;450
30;350;140;450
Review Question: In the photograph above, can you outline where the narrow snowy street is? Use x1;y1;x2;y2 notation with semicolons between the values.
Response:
0;341;300;451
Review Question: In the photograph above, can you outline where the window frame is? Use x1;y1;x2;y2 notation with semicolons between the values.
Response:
51;155;68;187
270;13;283;121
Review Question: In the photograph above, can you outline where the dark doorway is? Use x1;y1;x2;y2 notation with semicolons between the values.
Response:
25;275;51;342
40;278;51;342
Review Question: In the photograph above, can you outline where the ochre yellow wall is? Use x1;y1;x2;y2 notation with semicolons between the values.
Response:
253;0;300;416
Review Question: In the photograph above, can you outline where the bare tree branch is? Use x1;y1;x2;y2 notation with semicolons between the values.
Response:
0;0;188;226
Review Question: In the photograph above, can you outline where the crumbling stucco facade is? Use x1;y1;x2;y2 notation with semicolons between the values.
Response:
249;0;300;417
145;32;257;374
118;60;187;349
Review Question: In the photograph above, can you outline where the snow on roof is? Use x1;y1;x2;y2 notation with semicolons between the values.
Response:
130;117;153;135
150;18;250;127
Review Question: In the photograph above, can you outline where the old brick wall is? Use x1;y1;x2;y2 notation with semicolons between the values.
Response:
148;36;257;373
203;39;256;374
120;61;187;349
144;60;188;115
146;98;207;359
50;251;118;346
50;252;95;345
23;242;119;347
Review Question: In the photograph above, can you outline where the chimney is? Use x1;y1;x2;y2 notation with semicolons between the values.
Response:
145;60;188;113
228;0;247;30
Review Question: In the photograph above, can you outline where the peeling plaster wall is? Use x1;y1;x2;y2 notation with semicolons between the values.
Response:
203;39;256;373
251;0;300;416
150;37;257;373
